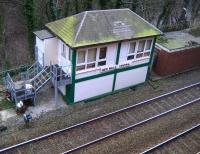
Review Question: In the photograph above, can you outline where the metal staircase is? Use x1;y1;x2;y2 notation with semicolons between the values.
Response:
29;66;51;92
5;62;71;106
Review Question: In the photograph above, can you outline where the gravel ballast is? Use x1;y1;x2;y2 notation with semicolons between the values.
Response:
0;69;199;151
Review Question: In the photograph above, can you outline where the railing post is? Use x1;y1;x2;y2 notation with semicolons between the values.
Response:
55;66;58;106
60;66;62;80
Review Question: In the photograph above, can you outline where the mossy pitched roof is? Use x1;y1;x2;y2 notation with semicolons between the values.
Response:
46;9;162;48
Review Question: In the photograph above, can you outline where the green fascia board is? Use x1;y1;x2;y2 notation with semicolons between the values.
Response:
46;9;162;48
149;37;157;70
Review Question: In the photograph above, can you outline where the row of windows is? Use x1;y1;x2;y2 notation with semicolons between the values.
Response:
75;39;153;72
127;39;152;60
76;47;107;71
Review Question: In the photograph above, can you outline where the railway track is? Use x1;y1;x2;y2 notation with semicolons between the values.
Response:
141;124;200;154
0;82;199;154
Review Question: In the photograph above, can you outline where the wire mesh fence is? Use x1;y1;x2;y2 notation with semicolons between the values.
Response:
0;64;31;85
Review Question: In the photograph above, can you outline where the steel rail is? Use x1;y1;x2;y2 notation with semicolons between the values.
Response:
0;82;199;153
62;97;200;154
141;123;200;154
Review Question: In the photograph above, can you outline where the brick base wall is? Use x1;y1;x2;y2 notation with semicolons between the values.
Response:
153;47;200;76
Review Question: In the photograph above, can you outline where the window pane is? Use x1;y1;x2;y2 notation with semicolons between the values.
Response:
136;53;143;58
137;40;145;52
88;48;97;62
99;47;107;59
144;52;150;57
98;61;106;66
76;65;85;71
87;63;95;69
77;50;86;64
62;44;66;58
127;55;134;60
69;49;72;61
145;40;152;50
129;42;136;53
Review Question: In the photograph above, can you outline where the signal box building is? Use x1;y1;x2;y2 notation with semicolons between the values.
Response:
34;9;162;105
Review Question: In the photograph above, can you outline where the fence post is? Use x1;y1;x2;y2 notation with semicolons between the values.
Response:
55;66;58;106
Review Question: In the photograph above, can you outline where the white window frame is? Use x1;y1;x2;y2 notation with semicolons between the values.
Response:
127;41;137;61
76;46;107;72
98;47;107;66
68;48;72;61
127;38;153;62
61;43;66;58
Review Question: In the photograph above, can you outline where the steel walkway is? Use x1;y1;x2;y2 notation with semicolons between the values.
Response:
5;62;71;105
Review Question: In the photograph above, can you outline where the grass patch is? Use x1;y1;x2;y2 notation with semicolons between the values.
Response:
0;92;15;110
0;99;15;110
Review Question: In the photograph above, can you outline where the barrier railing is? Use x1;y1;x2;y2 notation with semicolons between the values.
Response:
5;63;72;104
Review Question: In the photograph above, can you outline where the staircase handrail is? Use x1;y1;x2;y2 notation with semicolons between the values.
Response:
35;72;51;92
6;72;15;91
21;61;43;81
51;64;71;79
29;66;49;83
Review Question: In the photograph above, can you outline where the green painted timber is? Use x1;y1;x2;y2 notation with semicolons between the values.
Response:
75;62;149;83
65;48;76;105
145;36;157;81
67;38;156;104
112;42;121;91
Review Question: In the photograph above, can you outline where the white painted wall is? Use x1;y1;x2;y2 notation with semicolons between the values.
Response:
76;43;117;79
58;40;72;75
74;75;114;102
76;69;101;79
44;37;58;66
35;37;72;75
36;37;45;51
115;66;148;90
36;37;45;66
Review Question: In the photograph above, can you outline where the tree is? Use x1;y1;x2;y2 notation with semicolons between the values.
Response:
131;0;138;11
24;0;36;57
99;0;107;9
46;0;61;21
74;0;79;13
115;0;123;9
84;0;93;10
64;0;70;17
0;15;6;67
156;0;174;27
